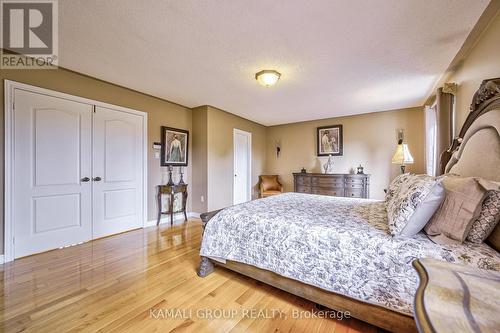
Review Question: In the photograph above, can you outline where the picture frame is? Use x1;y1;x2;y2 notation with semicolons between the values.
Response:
160;126;189;166
317;125;343;156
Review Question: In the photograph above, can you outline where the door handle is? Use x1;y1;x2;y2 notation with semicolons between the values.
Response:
81;177;90;182
93;177;102;181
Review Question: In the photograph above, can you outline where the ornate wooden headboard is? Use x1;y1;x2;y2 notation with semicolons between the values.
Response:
440;77;500;251
440;77;500;174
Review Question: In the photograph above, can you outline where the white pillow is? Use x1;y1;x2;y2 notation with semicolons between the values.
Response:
386;174;445;236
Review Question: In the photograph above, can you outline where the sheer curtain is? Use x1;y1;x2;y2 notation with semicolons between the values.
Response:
425;104;437;176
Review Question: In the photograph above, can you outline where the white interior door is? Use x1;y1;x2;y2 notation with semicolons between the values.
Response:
13;89;93;258
92;106;144;238
233;129;251;205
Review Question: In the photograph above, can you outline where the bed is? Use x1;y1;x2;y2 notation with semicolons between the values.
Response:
197;77;500;332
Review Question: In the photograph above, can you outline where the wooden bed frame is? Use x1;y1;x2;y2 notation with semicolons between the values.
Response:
197;77;500;333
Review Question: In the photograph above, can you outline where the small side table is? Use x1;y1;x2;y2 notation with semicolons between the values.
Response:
413;258;500;333
157;184;188;226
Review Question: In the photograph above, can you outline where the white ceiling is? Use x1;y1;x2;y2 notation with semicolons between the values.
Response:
59;0;489;126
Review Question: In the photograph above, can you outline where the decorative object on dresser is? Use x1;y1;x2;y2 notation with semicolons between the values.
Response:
293;173;370;198
413;258;500;333
357;164;364;174
259;175;283;198
161;126;189;166
156;182;188;226
317;125;343;156
322;155;334;174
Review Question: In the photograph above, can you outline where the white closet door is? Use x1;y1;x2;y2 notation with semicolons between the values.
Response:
13;89;93;258
233;129;251;205
92;106;144;238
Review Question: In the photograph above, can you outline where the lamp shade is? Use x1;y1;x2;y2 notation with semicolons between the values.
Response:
391;143;414;165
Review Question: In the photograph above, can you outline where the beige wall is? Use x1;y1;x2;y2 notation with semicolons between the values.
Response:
191;106;208;213
206;106;267;211
265;107;425;200
447;11;500;129
1;68;193;254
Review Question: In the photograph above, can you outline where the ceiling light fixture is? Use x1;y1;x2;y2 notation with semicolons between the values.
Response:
255;70;281;87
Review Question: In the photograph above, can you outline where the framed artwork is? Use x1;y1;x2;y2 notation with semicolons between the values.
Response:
317;124;343;156
161;126;189;166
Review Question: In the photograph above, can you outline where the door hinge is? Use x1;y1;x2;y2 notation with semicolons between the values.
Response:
93;105;96;113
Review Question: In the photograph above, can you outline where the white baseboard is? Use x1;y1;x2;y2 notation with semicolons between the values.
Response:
0;255;5;264
189;212;201;219
145;212;201;227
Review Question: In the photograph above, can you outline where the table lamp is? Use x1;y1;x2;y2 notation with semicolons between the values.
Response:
391;139;414;174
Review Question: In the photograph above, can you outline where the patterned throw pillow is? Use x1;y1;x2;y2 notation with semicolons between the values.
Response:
467;191;500;243
385;173;411;203
386;174;445;236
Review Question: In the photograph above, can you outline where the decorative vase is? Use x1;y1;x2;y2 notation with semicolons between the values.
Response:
323;155;334;174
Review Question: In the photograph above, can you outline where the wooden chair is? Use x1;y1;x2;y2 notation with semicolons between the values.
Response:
259;175;283;198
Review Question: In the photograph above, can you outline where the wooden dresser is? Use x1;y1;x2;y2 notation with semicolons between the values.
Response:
293;173;370;199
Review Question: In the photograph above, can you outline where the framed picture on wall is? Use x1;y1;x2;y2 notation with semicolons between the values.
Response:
317;125;343;156
161;126;189;166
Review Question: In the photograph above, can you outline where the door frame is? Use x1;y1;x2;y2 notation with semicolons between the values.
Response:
4;80;148;262
233;128;252;205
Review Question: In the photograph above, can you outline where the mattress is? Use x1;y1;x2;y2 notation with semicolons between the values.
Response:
199;192;500;315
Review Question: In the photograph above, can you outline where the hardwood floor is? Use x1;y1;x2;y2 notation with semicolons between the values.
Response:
1;220;386;333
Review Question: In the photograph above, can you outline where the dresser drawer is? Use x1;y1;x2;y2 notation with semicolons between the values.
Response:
345;189;364;198
295;176;312;186
312;177;344;187
295;185;312;194
345;182;364;189
313;187;344;197
345;177;365;184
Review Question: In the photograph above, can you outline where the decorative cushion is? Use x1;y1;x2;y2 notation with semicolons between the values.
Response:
386;174;445;237
467;190;500;243
424;177;499;244
385;173;409;203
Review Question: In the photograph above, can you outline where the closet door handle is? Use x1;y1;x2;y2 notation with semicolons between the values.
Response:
93;177;102;182
81;177;90;182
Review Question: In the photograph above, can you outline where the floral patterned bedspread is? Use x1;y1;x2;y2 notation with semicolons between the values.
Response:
199;193;500;315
